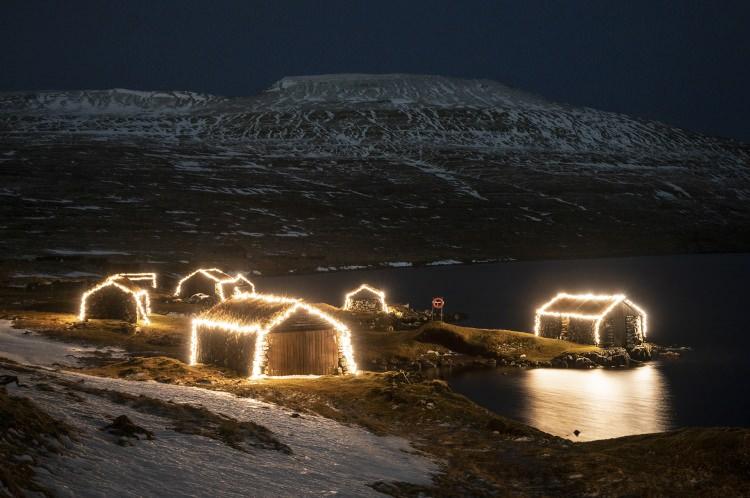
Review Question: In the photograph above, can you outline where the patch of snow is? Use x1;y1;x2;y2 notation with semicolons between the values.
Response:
382;262;413;268
47;249;131;256
654;190;677;201
5;371;437;497
0;320;126;367
662;182;692;198
274;229;309;238
64;205;109;211
425;260;462;266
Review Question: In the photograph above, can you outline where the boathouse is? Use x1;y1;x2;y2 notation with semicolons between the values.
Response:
190;294;357;377
534;293;647;347
173;268;255;301
78;276;152;324
343;284;388;313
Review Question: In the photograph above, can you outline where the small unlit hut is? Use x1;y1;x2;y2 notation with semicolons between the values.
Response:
78;276;152;324
534;293;647;347
343;284;388;313
174;268;255;301
191;294;357;377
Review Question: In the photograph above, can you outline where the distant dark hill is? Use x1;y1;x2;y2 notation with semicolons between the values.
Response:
1;74;748;278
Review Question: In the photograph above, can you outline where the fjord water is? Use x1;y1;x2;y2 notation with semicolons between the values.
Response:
258;254;750;440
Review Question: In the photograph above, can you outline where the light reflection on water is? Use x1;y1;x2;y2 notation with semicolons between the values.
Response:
451;364;672;441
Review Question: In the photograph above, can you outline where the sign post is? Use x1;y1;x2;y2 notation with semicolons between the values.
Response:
431;297;445;322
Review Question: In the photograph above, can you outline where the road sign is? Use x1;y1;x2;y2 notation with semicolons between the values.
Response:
432;297;445;309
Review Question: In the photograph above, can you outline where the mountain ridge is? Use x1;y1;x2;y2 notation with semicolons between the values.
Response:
0;73;748;277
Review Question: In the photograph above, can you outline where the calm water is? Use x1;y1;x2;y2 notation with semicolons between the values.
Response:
257;254;750;440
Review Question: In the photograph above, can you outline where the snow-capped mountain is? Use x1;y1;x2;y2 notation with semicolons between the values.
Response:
0;74;748;276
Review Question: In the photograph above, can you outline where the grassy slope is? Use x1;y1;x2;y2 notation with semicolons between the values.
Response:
415;321;599;362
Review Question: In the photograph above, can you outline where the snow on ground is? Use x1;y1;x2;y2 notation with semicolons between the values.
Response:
0;322;439;496
0;320;126;367
425;260;461;266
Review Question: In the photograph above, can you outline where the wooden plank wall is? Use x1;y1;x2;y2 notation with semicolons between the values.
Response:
266;328;340;376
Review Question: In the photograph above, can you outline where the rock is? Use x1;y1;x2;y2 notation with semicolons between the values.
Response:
0;375;19;386
574;357;596;369
610;353;630;367
102;415;154;444
186;293;212;304
658;351;681;360
629;345;652;361
551;357;568;368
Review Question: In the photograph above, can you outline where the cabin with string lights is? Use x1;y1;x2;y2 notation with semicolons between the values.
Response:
343;284;389;313
173;268;255;301
78;275;152;324
534;293;647;348
191;293;357;377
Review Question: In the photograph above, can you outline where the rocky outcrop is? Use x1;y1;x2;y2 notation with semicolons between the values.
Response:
551;345;659;369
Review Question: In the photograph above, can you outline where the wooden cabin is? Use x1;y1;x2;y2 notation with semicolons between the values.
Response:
78;276;151;324
534;293;647;347
190;295;357;377
343;284;388;313
173;268;255;301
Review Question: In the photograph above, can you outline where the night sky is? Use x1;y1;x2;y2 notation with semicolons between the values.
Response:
2;0;749;141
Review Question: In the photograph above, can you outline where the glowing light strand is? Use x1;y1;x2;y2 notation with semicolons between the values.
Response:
533;292;648;346
342;284;389;313
174;268;256;301
78;275;152;325
111;272;157;289
190;292;358;379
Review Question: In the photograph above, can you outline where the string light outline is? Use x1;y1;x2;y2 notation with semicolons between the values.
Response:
342;284;389;313
78;275;152;324
111;272;157;289
173;268;256;301
534;292;648;345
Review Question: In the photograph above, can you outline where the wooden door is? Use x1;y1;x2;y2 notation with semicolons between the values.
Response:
266;328;340;376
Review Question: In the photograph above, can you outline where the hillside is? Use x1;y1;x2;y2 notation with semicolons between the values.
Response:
1;74;749;279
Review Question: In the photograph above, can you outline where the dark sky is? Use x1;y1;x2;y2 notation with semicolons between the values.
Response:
2;0;749;141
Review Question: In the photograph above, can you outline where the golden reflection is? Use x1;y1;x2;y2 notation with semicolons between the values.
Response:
521;365;671;441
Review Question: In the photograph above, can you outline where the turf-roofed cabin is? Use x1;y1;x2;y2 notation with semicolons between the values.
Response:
343;284;388;313
174;268;254;301
191;296;356;377
535;293;647;348
79;276;151;324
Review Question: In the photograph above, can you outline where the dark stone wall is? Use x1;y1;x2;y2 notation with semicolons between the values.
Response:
196;327;257;376
87;287;138;323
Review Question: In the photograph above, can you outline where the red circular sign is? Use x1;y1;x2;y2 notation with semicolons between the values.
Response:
432;297;445;309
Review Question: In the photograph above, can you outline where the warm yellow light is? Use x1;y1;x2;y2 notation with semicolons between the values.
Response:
342;284;388;313
174;268;256;301
111;272;157;289
190;292;358;379
534;292;648;346
78;275;152;325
